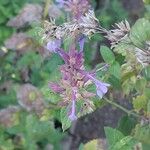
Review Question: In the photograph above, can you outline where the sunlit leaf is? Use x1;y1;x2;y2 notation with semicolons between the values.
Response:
100;46;115;64
60;107;71;131
130;18;150;47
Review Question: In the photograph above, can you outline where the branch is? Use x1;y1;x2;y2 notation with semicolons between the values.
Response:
103;97;141;118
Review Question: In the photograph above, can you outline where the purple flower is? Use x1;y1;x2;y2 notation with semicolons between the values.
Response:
95;80;110;98
88;75;110;98
68;89;77;121
46;39;61;53
57;48;84;69
48;44;110;121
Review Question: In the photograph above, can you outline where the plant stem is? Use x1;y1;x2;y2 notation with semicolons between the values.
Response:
43;0;51;19
103;97;141;118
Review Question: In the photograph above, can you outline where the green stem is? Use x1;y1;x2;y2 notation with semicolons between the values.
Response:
103;97;141;118
43;0;51;19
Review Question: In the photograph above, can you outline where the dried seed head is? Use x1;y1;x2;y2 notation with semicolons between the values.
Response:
135;42;150;67
78;9;100;36
40;20;59;42
41;20;79;43
41;10;101;43
60;21;80;38
105;20;130;48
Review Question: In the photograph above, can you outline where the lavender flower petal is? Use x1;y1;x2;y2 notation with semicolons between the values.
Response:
95;81;110;98
95;80;110;98
46;39;61;53
87;74;110;98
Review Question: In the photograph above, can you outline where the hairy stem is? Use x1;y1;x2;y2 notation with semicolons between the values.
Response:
103;97;141;118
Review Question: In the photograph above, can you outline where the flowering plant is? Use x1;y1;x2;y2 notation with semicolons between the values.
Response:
0;0;150;149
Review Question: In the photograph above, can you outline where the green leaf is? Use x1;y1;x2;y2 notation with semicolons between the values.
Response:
0;14;7;24
79;143;84;150
0;128;14;150
109;61;121;79
25;114;52;141
133;95;148;111
143;0;150;5
147;100;150;113
135;78;147;93
113;42;134;56
100;46;115;64
83;139;98;150
60;107;71;131
104;127;124;148
105;127;137;150
112;136;136;150
0;89;17;107
143;66;150;81
17;51;42;69
134;124;150;144
129;18;150;47
0;0;10;5
118;115;137;136
27;26;43;43
108;75;121;89
122;74;136;95
144;88;150;99
142;143;150;150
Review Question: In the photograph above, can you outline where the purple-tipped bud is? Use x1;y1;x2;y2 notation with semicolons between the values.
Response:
68;99;77;121
46;39;61;53
68;89;77;121
78;35;85;52
57;48;70;63
48;82;64;93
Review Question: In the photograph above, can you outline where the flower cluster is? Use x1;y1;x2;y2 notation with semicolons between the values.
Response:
78;9;101;36
44;0;111;122
47;44;110;121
